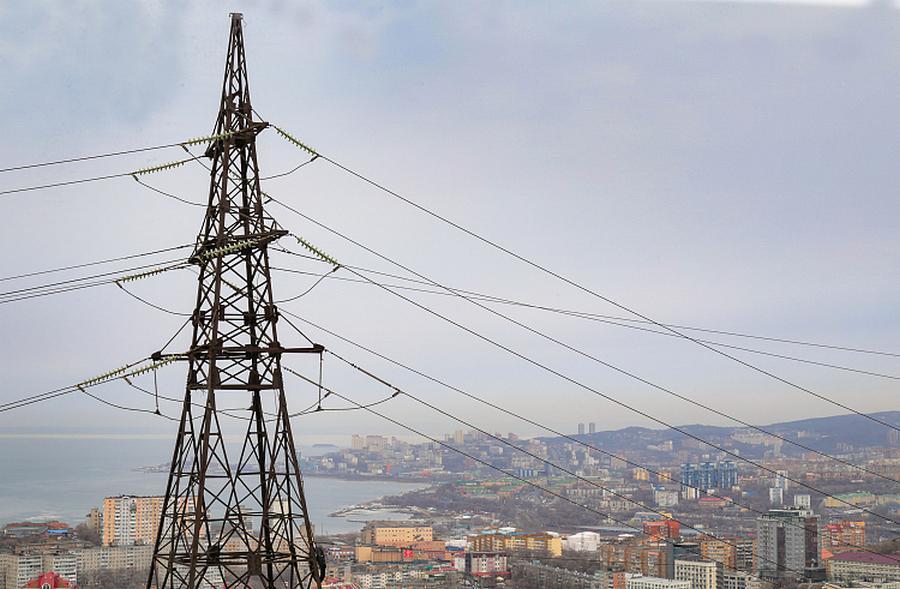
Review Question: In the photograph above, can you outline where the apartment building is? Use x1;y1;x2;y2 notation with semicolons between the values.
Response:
628;575;692;589
827;552;900;584
675;559;717;589
360;524;433;548
102;495;164;546
469;531;562;557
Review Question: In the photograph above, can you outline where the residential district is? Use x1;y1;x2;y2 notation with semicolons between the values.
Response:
1;416;898;589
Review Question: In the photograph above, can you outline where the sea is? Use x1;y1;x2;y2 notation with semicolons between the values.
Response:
0;436;427;535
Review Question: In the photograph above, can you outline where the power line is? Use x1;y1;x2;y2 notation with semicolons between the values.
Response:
117;283;192;317
0;171;133;197
280;311;900;559
0;243;192;284
274;265;339;304
281;139;900;434
265;199;900;488
0;258;185;299
260;155;319;181
268;251;900;359
131;176;206;207
332;263;900;516
0;154;204;198
269;263;900;382
0;358;149;413
0;259;188;306
0;138;208;174
136;168;899;373
298;358;900;565
347;261;900;482
78;385;178;421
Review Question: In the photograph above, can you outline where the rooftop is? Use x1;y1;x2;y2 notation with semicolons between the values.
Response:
830;552;900;566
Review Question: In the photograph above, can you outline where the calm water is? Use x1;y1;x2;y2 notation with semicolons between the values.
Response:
0;437;426;535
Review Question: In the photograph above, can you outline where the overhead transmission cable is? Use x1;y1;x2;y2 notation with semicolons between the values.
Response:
268;122;900;435
0;243;192;284
290;360;900;564
267;200;900;491
268;254;900;360
0;135;229;174
0;129;240;197
269;262;900;382
333;259;900;511
276;230;900;518
0;259;188;306
279;311;892;559
0;357;177;414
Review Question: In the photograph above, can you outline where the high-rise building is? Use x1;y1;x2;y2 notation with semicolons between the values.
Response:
675;559;717;589
351;434;364;450
589;422;596;434
366;435;388;451
681;461;738;491
734;538;755;572
774;470;789;490
699;537;736;571
578;423;585;435
102;495;164;546
84;507;102;536
755;507;823;581
793;494;811;509
768;487;784;505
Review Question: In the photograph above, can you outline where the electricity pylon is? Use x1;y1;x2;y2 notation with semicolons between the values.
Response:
147;13;323;589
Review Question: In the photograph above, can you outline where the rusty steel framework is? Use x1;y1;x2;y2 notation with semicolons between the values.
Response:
147;13;323;589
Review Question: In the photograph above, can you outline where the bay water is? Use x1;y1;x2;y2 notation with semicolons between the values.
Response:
0;436;425;535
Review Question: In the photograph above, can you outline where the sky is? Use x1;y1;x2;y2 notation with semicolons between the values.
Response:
0;0;898;446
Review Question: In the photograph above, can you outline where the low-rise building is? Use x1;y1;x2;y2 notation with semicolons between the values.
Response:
565;531;602;552
453;552;508;579
675;559;717;589
359;524;432;548
720;571;762;589
628;575;693;589
827;552;900;584
513;561;622;589
469;530;562;557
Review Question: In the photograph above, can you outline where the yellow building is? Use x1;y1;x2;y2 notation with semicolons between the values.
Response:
360;524;433;547
824;492;876;509
469;531;562;557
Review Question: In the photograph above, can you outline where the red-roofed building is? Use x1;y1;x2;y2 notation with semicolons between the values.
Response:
823;522;865;553
25;572;75;589
826;551;900;584
643;519;681;542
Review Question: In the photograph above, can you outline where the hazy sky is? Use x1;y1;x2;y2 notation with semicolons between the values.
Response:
1;0;898;445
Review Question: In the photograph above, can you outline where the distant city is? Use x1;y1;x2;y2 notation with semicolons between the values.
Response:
2;412;898;588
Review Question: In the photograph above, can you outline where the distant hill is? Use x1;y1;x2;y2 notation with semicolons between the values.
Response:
543;411;900;456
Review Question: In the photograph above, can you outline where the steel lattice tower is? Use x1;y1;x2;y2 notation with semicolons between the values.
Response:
148;13;323;589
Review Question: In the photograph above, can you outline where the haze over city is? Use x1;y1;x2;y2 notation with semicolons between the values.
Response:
1;3;898;589
2;1;899;439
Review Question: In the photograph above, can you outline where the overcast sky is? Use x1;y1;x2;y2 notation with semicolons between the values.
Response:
0;0;898;446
